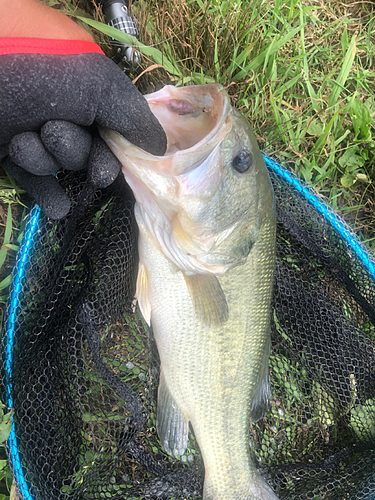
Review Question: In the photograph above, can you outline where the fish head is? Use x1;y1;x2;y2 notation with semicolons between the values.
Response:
100;84;274;274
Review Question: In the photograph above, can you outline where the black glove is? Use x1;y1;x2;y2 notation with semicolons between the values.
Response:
0;48;167;219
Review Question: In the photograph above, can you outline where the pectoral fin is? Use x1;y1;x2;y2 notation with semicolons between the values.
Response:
184;273;229;327
157;372;189;458
135;261;152;326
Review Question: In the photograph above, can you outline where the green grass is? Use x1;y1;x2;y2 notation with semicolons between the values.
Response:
0;0;374;497
0;174;27;314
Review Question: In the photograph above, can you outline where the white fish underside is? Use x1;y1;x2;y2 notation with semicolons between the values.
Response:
101;84;278;500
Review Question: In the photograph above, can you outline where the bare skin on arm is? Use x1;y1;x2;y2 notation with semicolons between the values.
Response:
0;0;94;41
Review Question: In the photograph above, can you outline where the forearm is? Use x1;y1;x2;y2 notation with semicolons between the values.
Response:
0;0;94;41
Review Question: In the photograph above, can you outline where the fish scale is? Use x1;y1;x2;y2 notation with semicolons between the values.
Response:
101;83;279;499
136;208;277;499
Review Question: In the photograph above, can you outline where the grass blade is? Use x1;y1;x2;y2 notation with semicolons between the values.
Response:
0;275;11;292
0;205;12;271
299;7;319;111
214;37;220;82
274;72;301;97
76;16;182;77
327;35;356;109
234;25;301;80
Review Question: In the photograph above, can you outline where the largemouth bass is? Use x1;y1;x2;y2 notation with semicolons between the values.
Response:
101;84;278;500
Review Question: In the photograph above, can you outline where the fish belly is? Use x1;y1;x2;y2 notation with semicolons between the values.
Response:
138;213;278;500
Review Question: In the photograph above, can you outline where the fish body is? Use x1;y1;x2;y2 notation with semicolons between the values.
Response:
101;84;278;500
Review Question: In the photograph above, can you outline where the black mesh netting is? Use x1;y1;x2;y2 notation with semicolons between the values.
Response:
2;161;375;500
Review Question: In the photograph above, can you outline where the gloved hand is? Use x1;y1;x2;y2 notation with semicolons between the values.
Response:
0;39;167;219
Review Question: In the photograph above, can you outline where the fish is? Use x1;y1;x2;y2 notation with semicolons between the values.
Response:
101;84;278;500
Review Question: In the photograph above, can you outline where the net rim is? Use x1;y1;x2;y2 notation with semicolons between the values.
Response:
263;154;375;276
3;155;375;500
4;204;41;500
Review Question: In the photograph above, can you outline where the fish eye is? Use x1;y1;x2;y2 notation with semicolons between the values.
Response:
232;150;253;173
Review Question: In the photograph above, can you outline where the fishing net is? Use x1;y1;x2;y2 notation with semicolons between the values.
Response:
2;155;375;500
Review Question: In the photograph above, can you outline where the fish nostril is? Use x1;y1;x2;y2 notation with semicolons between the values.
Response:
232;150;253;173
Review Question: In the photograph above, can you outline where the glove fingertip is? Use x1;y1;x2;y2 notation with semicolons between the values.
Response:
38;191;71;220
41;121;92;171
4;158;71;219
88;138;121;190
9;132;60;175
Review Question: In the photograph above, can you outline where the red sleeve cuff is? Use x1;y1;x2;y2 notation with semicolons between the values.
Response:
0;37;105;56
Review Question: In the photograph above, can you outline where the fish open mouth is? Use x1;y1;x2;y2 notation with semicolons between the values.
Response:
144;84;229;154
100;84;233;180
